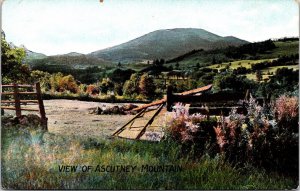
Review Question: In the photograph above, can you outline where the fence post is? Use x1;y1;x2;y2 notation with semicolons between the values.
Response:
13;83;21;117
35;82;48;130
244;89;250;101
166;86;173;112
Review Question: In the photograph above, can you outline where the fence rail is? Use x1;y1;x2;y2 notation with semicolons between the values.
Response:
166;86;249;115
1;82;47;130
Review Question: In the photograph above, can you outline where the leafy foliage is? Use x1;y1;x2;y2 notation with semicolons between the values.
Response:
139;73;156;99
257;67;299;98
1;38;31;83
123;73;140;98
109;68;135;83
99;78;114;94
213;72;254;92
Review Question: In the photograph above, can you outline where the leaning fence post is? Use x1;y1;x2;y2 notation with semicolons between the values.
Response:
244;89;250;101
35;82;48;130
167;86;173;112
13;83;22;117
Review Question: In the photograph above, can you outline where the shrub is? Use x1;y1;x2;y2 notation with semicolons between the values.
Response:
165;103;217;157
58;75;78;93
165;96;299;176
86;85;100;95
99;78;114;94
214;96;299;176
274;95;298;123
123;73;140;97
139;73;156;99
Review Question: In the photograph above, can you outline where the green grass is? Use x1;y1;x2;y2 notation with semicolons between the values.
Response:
165;40;298;70
261;65;299;74
245;65;299;81
207;58;277;70
259;41;299;59
1;125;298;190
125;62;150;71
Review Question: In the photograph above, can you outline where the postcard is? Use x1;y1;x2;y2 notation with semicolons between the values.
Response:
1;0;299;190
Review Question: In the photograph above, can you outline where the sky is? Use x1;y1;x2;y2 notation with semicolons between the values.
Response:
2;0;299;55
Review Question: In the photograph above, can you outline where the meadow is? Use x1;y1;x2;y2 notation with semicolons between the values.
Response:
1;125;297;190
207;58;277;70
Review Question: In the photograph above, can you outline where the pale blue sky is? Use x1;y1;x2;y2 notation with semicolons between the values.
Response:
2;0;299;55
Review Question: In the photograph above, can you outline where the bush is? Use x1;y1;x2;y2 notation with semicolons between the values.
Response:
214;95;299;176
86;85;100;95
165;103;218;157
123;73;140;97
165;96;299;176
58;75;78;93
139;73;156;99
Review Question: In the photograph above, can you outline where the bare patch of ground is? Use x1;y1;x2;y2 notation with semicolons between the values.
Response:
11;99;137;139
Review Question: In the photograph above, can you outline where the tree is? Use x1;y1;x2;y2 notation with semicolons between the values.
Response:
196;63;200;70
109;68;135;83
58;75;78;93
213;72;253;92
159;58;165;66
256;70;262;82
1;37;31;83
100;78;114;94
175;62;180;70
114;83;123;96
259;67;299;98
117;62;121;68
31;70;51;91
212;57;216;64
139;73;156;98
50;72;64;92
123;73;140;97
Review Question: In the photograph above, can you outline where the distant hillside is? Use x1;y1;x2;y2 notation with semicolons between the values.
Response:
6;42;47;61
62;52;85;57
88;28;248;63
18;45;48;60
166;38;299;68
28;54;112;70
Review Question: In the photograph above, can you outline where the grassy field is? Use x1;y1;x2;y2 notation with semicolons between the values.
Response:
207;58;277;70
1;126;298;190
245;65;299;81
259;40;299;59
165;41;299;69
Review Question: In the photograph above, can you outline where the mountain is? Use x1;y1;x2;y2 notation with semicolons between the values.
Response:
18;45;48;60
88;28;249;63
28;54;112;70
6;42;47;60
63;52;85;57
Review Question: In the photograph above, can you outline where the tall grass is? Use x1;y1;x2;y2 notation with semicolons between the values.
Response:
1;125;297;189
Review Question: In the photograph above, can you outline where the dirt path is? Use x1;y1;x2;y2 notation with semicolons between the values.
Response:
42;100;135;138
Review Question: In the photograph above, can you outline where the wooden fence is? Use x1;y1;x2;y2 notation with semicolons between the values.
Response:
166;86;249;116
1;82;47;130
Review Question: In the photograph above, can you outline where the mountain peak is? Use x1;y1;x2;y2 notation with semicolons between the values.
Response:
88;28;248;63
64;52;84;56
